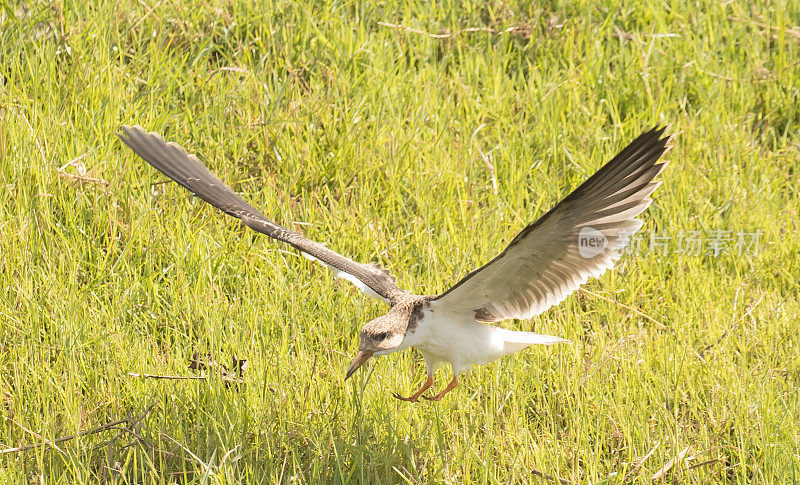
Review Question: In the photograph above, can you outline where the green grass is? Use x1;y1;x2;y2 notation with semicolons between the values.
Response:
1;0;799;482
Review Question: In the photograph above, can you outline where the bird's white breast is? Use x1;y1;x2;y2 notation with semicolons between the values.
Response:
402;302;507;374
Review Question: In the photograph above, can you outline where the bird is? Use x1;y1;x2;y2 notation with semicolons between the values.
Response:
119;124;670;402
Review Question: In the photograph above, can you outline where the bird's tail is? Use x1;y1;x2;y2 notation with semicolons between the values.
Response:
496;328;571;354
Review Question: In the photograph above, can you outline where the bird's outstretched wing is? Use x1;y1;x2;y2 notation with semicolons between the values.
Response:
435;126;670;322
118;125;406;304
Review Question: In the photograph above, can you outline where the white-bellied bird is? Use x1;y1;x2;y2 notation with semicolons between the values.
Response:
119;125;670;402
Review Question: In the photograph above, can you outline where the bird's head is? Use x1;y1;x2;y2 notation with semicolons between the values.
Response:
345;314;406;380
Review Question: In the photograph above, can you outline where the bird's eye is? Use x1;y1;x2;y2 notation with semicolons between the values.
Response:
376;332;388;340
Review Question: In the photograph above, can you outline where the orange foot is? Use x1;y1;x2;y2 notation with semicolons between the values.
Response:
392;375;433;403
422;376;458;401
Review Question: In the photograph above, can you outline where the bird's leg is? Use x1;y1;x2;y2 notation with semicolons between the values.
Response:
392;375;433;403
423;375;458;401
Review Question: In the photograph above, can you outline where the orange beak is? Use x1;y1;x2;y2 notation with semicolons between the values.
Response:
345;350;374;380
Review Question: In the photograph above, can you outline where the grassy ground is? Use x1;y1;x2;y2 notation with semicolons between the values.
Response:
1;0;799;482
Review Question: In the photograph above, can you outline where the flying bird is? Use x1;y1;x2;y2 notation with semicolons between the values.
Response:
119;125;670;402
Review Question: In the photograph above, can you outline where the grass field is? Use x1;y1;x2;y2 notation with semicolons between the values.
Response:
1;0;799;482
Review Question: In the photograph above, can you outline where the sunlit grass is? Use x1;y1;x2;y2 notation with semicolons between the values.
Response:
1;0;798;482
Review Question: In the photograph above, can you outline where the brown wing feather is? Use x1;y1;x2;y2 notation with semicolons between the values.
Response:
118;125;406;304
435;126;671;321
